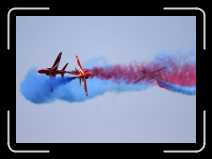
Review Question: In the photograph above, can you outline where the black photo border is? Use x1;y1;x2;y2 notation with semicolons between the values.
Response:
1;3;208;158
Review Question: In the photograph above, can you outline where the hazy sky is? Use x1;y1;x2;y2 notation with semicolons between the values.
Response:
16;16;196;143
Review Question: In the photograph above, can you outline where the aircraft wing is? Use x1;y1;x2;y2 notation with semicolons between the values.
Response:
82;78;88;96
75;56;83;70
51;52;62;70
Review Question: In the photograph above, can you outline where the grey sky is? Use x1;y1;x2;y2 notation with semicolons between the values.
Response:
16;16;196;143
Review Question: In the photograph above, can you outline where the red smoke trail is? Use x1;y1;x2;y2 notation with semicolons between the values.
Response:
159;64;196;86
91;62;196;87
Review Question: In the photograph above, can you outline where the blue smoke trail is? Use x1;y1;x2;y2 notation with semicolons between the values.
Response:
21;53;196;104
20;69;75;104
21;69;150;104
157;80;196;95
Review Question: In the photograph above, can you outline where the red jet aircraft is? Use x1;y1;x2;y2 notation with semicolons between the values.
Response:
38;52;69;77
68;56;93;96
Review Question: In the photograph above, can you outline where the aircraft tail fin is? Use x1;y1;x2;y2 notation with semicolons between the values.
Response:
62;63;69;71
61;63;68;77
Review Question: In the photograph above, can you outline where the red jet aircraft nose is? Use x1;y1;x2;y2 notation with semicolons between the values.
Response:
38;69;44;73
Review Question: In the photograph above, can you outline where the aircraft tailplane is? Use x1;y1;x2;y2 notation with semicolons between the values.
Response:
62;63;69;71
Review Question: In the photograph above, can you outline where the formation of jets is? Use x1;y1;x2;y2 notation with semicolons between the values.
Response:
38;52;166;96
38;52;92;96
